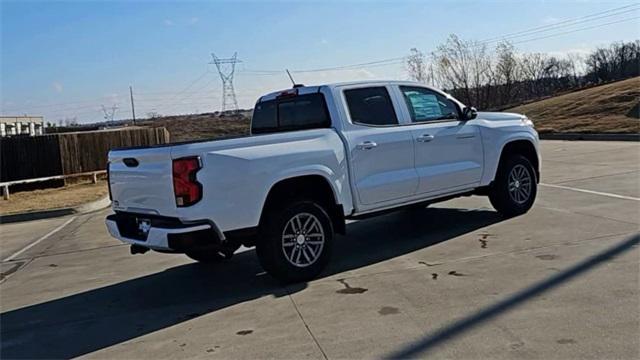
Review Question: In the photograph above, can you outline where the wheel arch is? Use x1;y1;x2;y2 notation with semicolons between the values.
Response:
495;139;540;183
260;174;346;235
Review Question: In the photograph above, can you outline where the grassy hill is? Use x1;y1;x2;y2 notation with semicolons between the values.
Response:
507;77;639;133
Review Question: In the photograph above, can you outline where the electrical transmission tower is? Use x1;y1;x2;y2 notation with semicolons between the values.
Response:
210;52;241;113
101;104;118;122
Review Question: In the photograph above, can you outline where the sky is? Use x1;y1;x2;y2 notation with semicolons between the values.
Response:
1;0;639;124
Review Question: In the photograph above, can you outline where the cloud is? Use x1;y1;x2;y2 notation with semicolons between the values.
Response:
320;39;329;45
542;16;560;24
547;44;595;58
163;19;173;26
355;69;376;78
189;17;199;25
52;82;63;93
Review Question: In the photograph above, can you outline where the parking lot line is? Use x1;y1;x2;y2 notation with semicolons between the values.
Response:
3;216;77;262
540;183;640;202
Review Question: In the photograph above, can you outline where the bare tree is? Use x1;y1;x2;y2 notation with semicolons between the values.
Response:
406;37;638;110
432;34;493;107
146;111;161;119
405;48;428;83
520;53;548;97
432;35;473;104
494;41;521;105
586;40;640;83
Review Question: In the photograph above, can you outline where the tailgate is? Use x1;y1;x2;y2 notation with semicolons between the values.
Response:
108;146;176;215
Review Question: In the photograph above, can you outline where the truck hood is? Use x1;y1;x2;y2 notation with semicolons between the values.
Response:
477;111;526;121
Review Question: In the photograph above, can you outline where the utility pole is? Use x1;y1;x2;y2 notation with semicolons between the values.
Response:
129;85;136;125
210;52;241;113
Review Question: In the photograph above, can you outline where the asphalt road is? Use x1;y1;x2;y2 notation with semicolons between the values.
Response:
1;140;638;359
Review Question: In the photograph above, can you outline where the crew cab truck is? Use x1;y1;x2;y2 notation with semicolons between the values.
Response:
106;81;540;283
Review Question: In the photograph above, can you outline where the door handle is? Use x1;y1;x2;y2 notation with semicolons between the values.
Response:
456;134;476;139
356;141;378;150
416;134;435;142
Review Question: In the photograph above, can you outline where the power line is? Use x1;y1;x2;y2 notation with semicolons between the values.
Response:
491;7;639;43
509;16;640;46
467;14;640;49
157;68;210;105
240;56;406;75
158;75;217;114
480;3;640;43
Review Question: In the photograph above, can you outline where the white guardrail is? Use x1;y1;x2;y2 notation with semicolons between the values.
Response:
0;170;106;200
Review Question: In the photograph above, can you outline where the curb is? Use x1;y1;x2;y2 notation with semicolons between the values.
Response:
0;196;111;224
539;133;640;141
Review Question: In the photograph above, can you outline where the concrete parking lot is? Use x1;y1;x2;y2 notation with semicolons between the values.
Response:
1;140;638;359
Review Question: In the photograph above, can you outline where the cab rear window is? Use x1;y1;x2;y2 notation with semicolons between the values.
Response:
251;93;330;134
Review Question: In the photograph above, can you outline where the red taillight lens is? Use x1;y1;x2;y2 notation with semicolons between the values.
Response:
172;157;202;207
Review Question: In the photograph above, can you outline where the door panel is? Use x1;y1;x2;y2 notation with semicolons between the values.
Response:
347;127;418;205
340;85;418;206
411;121;483;194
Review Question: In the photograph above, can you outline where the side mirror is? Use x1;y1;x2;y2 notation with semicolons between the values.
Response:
462;106;478;120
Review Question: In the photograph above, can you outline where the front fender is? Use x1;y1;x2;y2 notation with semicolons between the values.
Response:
481;129;539;185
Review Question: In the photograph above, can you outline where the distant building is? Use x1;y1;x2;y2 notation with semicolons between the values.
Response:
0;116;44;137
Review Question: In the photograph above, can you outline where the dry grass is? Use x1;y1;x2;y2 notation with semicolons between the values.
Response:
508;77;640;133
138;112;251;142
0;180;108;215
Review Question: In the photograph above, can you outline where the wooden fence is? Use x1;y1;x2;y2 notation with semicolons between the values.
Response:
0;127;169;182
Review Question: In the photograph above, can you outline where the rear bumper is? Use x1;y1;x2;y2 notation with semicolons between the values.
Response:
105;213;222;252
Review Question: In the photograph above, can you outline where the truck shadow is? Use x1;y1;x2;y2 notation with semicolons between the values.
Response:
1;206;502;359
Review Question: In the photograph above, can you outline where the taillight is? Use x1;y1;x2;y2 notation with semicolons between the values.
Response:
172;157;202;207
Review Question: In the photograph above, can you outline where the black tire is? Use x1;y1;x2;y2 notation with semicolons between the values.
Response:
489;154;537;217
185;249;231;263
256;200;334;283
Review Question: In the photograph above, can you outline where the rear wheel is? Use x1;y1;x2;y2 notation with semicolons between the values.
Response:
489;154;537;217
256;200;333;283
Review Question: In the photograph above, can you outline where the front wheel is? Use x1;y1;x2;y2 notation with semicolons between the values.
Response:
489;155;537;217
256;200;334;283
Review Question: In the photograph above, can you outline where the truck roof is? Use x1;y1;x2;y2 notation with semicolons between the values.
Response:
257;80;430;103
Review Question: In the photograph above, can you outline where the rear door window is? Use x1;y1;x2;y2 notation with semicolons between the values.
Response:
344;87;398;126
251;93;330;134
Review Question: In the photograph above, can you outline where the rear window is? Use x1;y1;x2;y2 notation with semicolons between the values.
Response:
251;93;330;134
344;87;398;126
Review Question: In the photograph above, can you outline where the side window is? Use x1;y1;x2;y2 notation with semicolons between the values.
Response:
344;87;398;126
400;86;459;123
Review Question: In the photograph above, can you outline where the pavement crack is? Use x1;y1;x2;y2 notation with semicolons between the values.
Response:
285;289;328;360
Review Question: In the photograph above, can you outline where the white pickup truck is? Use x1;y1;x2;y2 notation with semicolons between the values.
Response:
106;81;539;282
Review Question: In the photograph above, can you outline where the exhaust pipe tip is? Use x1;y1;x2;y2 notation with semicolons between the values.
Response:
131;244;150;255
